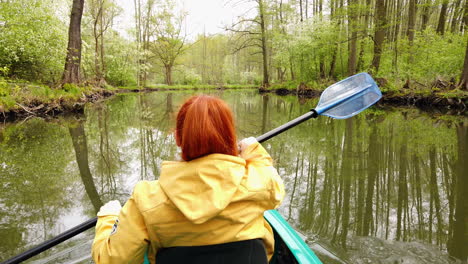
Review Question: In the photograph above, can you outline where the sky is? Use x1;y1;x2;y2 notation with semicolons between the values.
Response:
113;0;256;40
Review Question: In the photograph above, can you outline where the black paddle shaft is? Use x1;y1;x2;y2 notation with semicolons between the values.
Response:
1;109;319;264
256;109;318;143
1;218;97;264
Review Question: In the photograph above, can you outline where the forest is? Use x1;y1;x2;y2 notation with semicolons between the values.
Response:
0;0;467;115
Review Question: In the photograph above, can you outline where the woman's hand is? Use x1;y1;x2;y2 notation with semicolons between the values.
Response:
238;137;258;153
97;200;122;216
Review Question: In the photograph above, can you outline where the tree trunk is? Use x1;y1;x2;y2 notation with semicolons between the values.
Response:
421;0;433;31
329;0;340;78
164;64;173;85
347;0;357;75
300;0;304;22
62;0;85;85
134;0;142;87
289;56;295;80
259;0;270;87
458;38;468;91
100;6;106;81
357;0;371;71
450;0;463;33
407;0;416;42
93;4;102;81
371;0;387;74
141;0;153;87
462;0;468;32
437;0;449;35
392;0;402;73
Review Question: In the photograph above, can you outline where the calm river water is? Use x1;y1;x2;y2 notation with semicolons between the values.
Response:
0;90;467;263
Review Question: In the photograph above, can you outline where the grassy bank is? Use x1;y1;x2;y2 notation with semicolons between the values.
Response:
0;79;260;121
265;78;468;111
0;78;114;118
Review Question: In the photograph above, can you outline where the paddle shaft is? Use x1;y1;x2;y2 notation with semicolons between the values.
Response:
1;109;319;264
256;110;318;143
1;218;97;264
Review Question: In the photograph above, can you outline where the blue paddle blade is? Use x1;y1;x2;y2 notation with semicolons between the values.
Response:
314;72;382;119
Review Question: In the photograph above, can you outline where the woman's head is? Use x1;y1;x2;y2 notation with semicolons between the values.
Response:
175;95;238;161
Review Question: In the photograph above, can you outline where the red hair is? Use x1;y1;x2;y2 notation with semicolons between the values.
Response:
175;95;238;161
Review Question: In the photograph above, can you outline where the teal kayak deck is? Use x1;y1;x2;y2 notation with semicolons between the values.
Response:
264;210;322;264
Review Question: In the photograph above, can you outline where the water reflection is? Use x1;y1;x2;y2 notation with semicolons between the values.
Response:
69;120;103;213
0;90;466;263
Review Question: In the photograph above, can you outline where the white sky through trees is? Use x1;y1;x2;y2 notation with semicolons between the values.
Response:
114;0;256;40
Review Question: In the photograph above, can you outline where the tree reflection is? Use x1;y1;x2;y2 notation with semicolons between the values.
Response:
447;121;467;261
0;118;74;260
69;120;103;213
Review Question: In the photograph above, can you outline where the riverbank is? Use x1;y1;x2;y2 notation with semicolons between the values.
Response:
261;80;468;113
0;81;259;122
1;79;466;122
0;80;115;122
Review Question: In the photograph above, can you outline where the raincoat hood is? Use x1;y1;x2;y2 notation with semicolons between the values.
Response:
159;154;246;224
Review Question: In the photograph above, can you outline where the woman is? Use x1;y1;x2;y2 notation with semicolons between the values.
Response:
92;95;285;264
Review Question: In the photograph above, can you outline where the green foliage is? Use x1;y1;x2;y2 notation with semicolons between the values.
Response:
0;0;67;82
179;67;202;85
0;80;15;109
62;83;80;94
0;78;8;96
81;29;138;86
439;89;468;98
240;72;262;85
379;81;400;94
0;66;9;77
178;35;230;85
272;19;344;82
378;29;465;84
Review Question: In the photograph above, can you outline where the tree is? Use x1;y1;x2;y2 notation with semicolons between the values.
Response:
227;0;270;87
258;0;269;87
347;0;358;75
370;0;387;74
88;0;121;85
62;0;85;85
436;0;449;35
150;1;188;85
407;0;416;43
458;38;468;91
420;0;433;31
0;0;66;82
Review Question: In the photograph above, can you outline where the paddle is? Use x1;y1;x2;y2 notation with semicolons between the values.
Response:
2;72;381;264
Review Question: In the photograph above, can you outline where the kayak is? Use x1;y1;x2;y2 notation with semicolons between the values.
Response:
265;210;322;264
143;210;322;264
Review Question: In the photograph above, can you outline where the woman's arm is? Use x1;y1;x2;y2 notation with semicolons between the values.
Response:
239;137;285;208
92;190;151;263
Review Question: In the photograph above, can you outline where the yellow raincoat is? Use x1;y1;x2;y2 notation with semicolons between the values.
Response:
92;141;285;263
